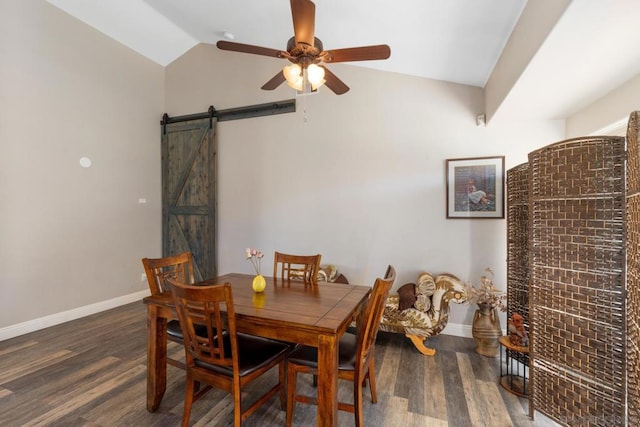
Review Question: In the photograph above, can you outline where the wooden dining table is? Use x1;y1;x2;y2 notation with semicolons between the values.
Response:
143;273;371;426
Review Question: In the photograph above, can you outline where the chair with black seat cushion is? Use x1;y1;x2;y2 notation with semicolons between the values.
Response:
168;278;290;427
142;252;197;369
273;251;322;284
285;266;396;427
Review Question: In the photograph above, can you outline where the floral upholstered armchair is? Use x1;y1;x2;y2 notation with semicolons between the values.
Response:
313;264;349;284
379;271;467;356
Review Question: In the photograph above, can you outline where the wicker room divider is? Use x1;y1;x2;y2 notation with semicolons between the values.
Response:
506;162;530;322
506;162;530;402
627;111;640;426
507;133;631;426
529;135;627;426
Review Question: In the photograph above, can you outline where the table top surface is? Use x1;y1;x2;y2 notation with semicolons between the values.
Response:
143;273;371;336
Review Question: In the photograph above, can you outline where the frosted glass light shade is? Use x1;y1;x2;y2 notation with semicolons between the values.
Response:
283;64;302;89
283;63;325;92
307;64;325;86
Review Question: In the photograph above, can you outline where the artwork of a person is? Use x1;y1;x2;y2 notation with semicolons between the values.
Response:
467;178;488;204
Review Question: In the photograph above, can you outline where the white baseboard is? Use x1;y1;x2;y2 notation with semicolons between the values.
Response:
443;322;473;338
444;322;507;339
0;290;150;341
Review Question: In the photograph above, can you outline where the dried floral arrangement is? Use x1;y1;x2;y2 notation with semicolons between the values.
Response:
466;267;507;311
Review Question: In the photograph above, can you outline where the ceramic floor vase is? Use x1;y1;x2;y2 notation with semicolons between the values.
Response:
472;303;502;357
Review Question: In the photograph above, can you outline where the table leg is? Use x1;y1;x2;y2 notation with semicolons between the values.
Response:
146;304;167;412
316;334;338;427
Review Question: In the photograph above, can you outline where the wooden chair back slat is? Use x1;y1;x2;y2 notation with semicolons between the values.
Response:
356;266;396;368
273;252;322;284
142;252;195;295
168;280;236;369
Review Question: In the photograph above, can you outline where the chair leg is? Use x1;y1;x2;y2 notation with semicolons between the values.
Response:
279;361;287;410
354;373;364;427
367;358;378;403
286;365;298;427
233;387;242;427
182;376;195;427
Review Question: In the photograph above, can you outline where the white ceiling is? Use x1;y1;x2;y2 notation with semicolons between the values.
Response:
46;0;640;122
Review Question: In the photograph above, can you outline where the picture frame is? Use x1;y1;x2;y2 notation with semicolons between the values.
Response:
446;156;505;219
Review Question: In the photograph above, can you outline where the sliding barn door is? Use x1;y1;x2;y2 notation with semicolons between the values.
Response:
161;117;216;281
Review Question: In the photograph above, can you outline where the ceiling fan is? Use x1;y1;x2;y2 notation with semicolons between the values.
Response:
216;0;391;95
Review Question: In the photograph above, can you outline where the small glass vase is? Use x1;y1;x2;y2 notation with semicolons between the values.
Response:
252;274;266;293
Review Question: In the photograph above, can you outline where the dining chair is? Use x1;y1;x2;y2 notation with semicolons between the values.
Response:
273;251;322;284
285;265;396;427
142;252;195;295
142;252;196;369
167;278;290;427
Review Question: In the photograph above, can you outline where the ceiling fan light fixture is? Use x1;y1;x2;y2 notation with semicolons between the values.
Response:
283;63;302;86
216;0;391;94
284;63;324;93
311;79;326;91
306;63;325;87
286;76;304;91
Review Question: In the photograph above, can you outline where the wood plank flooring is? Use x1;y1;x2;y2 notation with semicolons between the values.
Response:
0;302;559;426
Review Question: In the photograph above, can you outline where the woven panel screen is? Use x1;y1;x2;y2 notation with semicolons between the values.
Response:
506;162;530;369
529;136;626;426
627;111;640;426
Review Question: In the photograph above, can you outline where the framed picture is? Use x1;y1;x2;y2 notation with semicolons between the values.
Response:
446;156;505;219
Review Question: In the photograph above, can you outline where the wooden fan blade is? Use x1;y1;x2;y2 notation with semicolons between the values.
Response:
261;71;286;91
323;44;391;63
321;66;349;95
291;0;315;46
216;40;283;58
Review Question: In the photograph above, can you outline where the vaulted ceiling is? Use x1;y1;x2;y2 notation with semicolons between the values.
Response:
46;0;640;124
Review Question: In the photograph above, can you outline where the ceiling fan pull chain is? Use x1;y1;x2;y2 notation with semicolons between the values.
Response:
301;90;308;123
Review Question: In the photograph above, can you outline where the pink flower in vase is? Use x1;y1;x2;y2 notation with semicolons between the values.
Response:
245;248;264;275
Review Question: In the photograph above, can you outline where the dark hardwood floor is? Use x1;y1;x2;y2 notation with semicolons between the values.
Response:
0;302;558;426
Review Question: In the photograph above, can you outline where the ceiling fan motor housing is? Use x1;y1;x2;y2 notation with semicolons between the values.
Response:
286;36;323;66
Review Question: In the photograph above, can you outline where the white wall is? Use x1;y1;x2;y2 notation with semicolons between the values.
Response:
0;1;164;330
165;44;565;327
0;2;569;338
566;73;640;137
